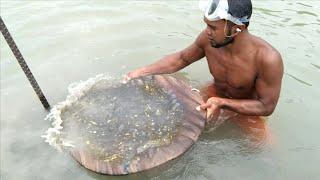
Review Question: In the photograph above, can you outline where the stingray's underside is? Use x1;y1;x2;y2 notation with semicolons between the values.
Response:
59;75;205;175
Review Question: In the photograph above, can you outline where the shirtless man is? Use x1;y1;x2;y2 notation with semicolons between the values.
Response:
124;0;283;139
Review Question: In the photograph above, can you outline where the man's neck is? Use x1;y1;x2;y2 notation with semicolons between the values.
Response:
223;29;251;55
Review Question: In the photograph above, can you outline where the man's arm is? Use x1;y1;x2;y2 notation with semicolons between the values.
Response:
126;31;207;79
202;51;284;116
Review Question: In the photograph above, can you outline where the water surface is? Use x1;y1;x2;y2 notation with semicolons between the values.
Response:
1;1;320;179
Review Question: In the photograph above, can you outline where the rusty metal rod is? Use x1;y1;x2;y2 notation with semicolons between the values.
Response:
0;16;50;110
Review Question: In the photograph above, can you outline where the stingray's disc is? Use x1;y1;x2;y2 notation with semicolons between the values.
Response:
45;75;205;175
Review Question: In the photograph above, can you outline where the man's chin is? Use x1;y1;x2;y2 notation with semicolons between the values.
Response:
211;43;223;48
210;42;224;48
210;38;234;48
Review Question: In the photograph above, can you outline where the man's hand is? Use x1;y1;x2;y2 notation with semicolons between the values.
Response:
200;97;222;121
122;70;144;84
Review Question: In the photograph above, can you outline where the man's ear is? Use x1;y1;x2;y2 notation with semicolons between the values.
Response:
224;21;244;37
233;25;245;34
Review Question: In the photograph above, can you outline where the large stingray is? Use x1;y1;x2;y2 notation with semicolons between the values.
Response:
43;74;206;175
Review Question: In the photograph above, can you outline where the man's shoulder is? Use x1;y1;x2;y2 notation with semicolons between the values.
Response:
252;35;283;70
195;30;209;49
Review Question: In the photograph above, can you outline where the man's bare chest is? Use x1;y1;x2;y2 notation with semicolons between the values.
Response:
205;50;257;90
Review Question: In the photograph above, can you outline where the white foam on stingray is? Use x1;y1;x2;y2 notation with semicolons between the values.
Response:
41;74;113;151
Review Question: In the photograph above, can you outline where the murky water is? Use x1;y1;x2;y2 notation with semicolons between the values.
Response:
1;1;319;179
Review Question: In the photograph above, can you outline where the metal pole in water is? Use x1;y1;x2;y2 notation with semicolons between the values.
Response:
0;16;50;110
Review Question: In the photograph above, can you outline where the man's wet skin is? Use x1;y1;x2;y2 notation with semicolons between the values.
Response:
200;82;273;144
125;17;283;144
202;18;277;100
196;18;281;143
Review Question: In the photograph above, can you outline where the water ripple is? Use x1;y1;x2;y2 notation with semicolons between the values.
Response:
285;73;313;86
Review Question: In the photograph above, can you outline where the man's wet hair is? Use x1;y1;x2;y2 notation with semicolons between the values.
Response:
227;0;252;27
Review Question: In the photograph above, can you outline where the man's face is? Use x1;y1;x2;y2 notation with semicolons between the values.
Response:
204;17;234;48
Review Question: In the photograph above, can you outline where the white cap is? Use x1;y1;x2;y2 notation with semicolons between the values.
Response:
199;0;250;25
